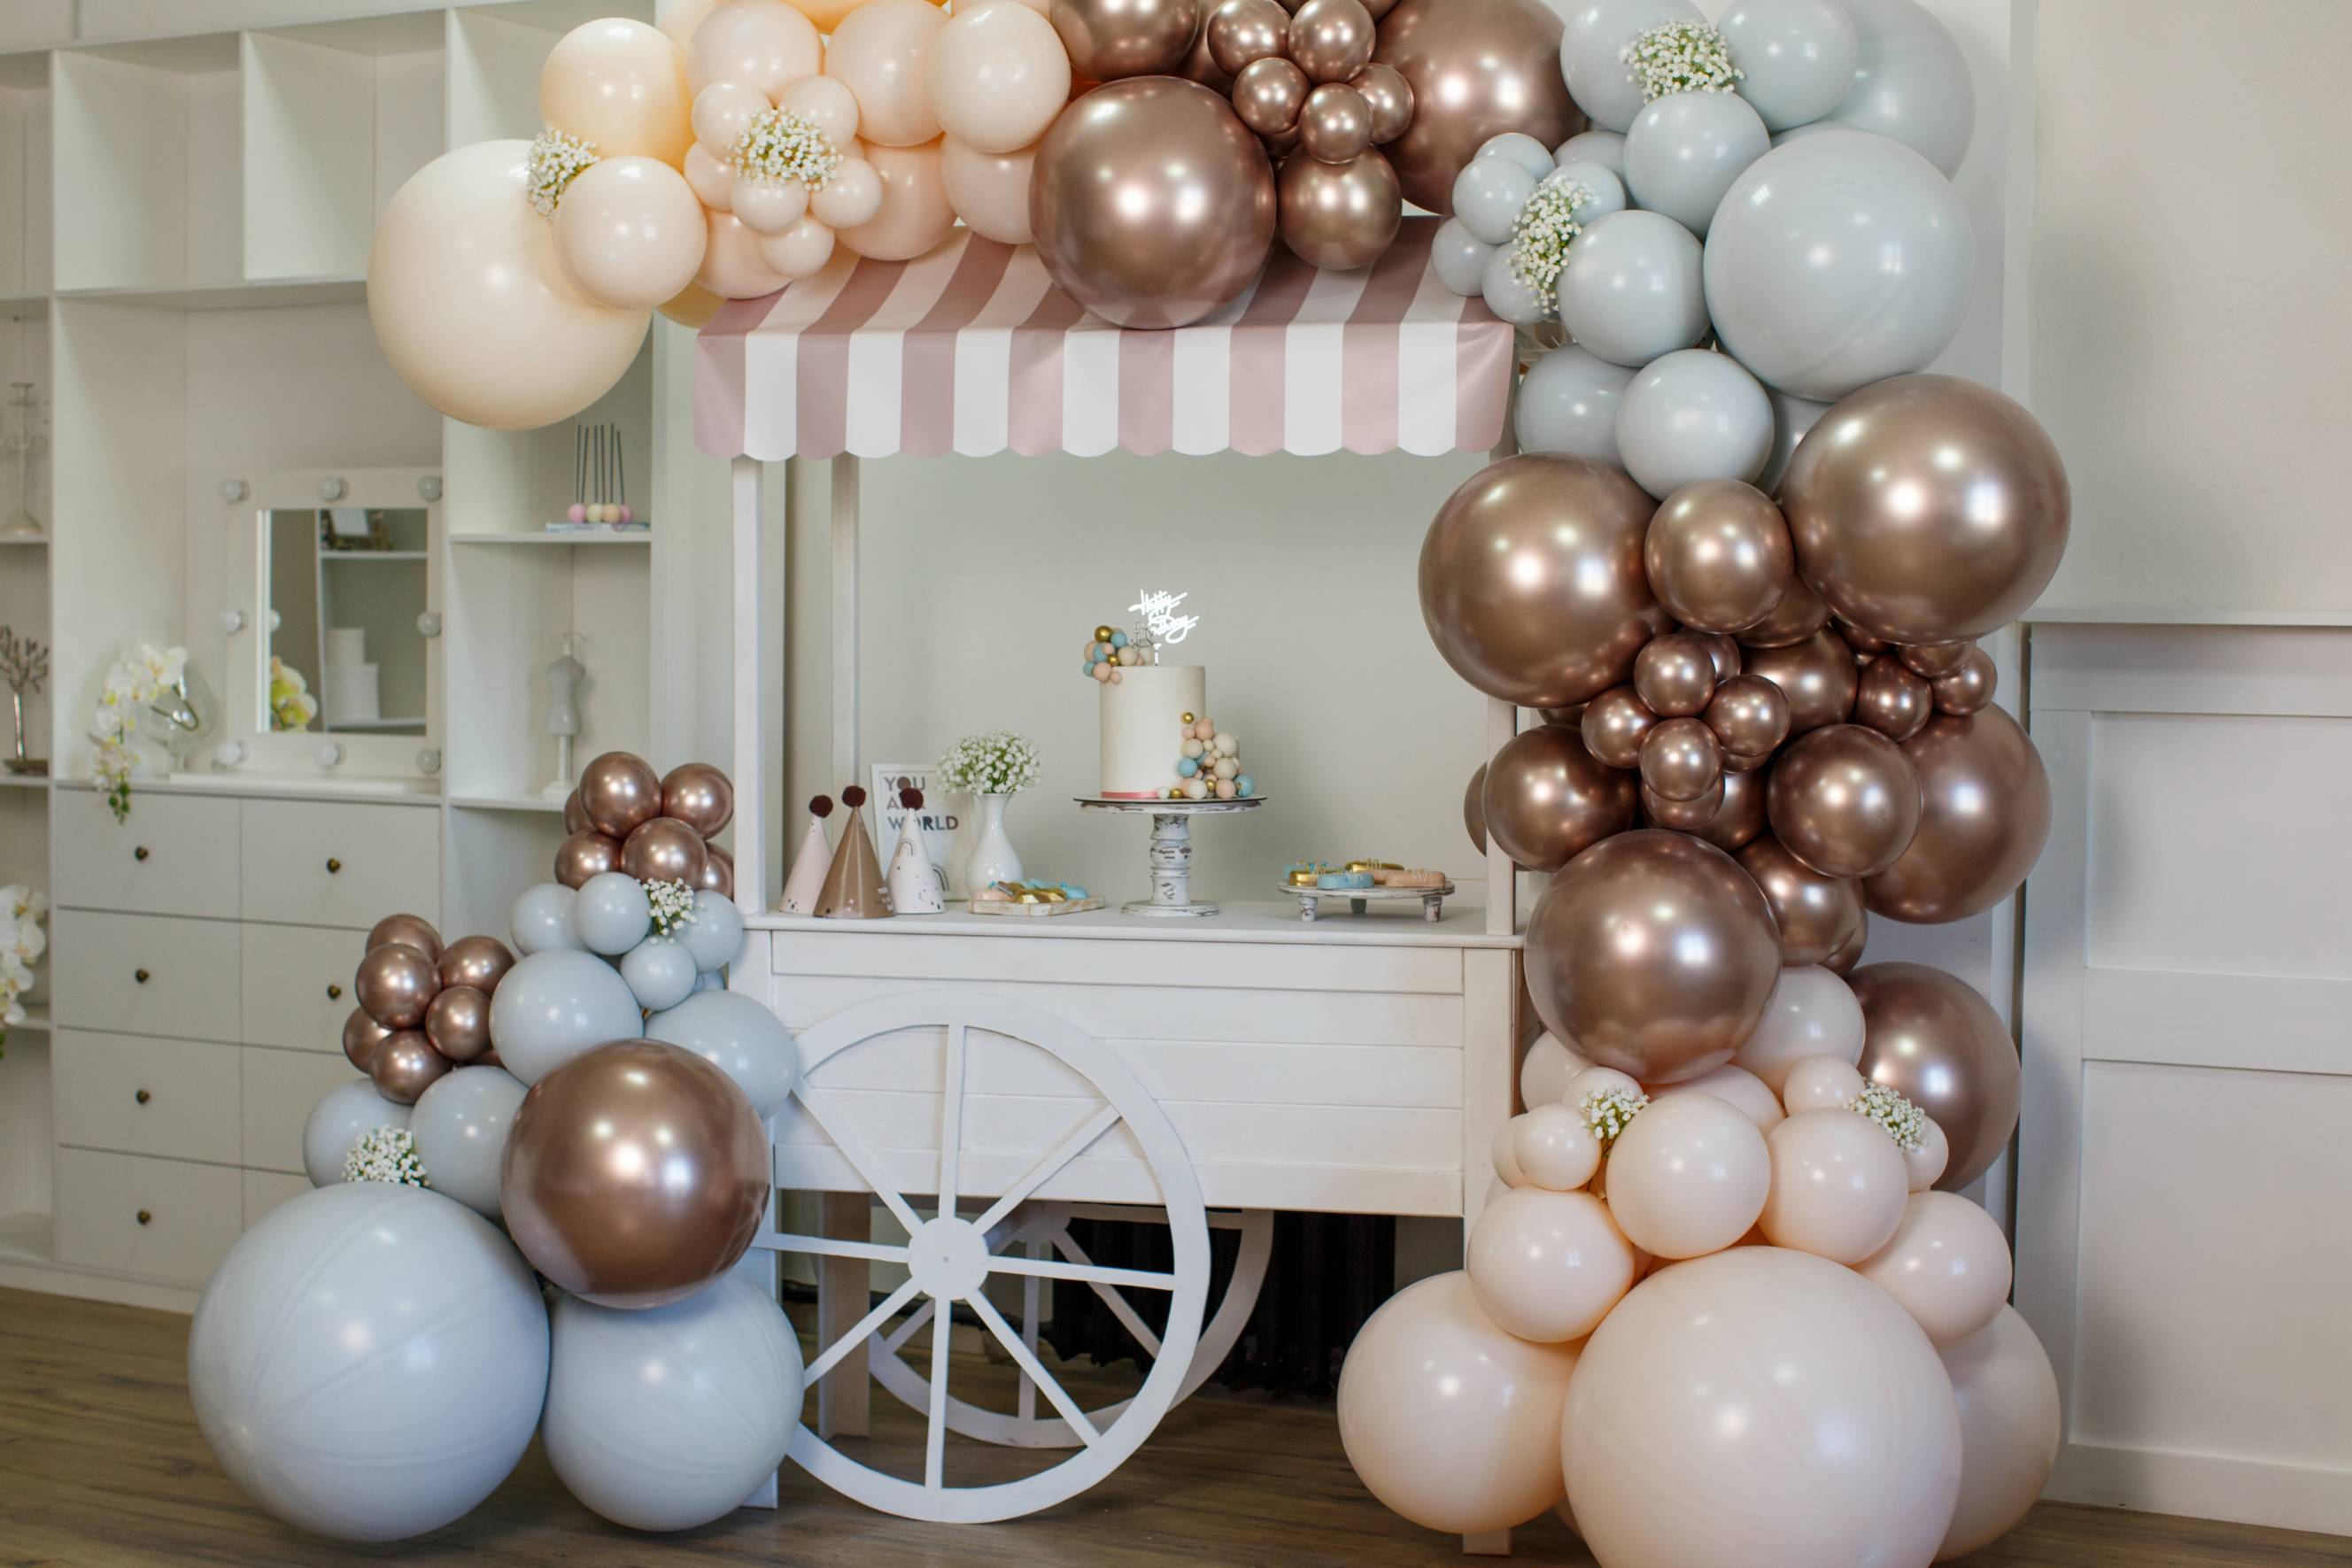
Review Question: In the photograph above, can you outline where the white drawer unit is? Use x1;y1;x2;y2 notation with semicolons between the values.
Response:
50;1031;244;1166
240;799;440;929
53;1148;245;1286
240;1047;366;1175
53;790;242;920
50;910;243;1045
240;923;368;1053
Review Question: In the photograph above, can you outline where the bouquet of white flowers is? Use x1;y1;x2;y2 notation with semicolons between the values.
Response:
89;642;197;822
0;884;48;1057
939;730;1041;797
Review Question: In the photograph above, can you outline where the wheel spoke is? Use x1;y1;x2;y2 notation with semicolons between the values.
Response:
965;1290;1100;1448
924;1295;952;1491
804;1276;923;1385
1054;1227;1162;1358
880;1298;935;1357
1017;1238;1043;1424
937;1022;967;1217
793;1081;925;1234
969;1103;1122;1236
757;1231;909;1266
986;1250;1178;1292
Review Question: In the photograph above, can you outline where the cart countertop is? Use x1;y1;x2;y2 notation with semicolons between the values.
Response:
747;897;1523;949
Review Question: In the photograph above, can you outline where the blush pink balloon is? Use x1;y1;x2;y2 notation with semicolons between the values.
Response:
827;0;951;147
836;139;956;260
685;143;735;208
1509;1101;1601;1190
1760;1107;1911;1263
1603;1092;1772;1259
1907;1116;1951;1192
1938;1307;2062;1561
697;207;793;297
756;213;837;278
778;73;862;147
685;0;823;97
542;18;695;166
730;170;811;233
553;156;710;310
692;79;770;158
1519;1030;1593;1108
1856;1190;2013;1349
940;135;1040;243
1644;1062;1784;1134
1780;1052;1868;1114
660;0;727;50
1731;965;1866;1095
810;157;884;229
926;0;1072;155
1466;1186;1638;1342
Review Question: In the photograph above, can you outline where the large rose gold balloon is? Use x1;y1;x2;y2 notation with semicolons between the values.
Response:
1688;764;1768;852
424;984;494;1063
1464;762;1488;853
1032;78;1277;328
1767;724;1923;880
1639;716;1721;803
1233;55;1310;135
369;1029;453;1105
1581;685;1658;769
1297;82;1373;162
1853;656;1933;742
1525;830;1782;1084
1289;0;1374;82
343;1008;392;1073
1419;455;1667;709
579;750;662;838
366;913;443;961
1349;61;1413;142
1481;723;1637;872
1743;629;1858;736
1276;147;1399;267
1740;573;1832;648
1825;910;1868;976
1050;0;1201;78
554;829;623;890
438;934;517;994
1783;375;2071;645
1207;0;1289;75
1737;832;1863;967
693;843;736;899
659;762;735;837
1644;481;1794;636
1633;632;1718;717
500;1039;770;1309
355;942;441;1030
623;815;710;885
1932;645;1997;715
1704;672;1791;760
1370;0;1578;213
1865;707;2051;924
1852;962;2021;1192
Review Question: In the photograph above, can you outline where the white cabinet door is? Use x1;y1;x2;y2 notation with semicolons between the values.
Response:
239;799;440;929
54;789;241;919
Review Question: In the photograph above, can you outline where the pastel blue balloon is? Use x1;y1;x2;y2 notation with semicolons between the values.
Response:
1082;660;1095;676
1515;346;1636;467
1554;128;1627;175
1544;161;1627;222
509;882;582;955
1452;154;1537;246
487;948;642;1085
301;1078;409;1188
1177;756;1198;777
1110;630;1128;647
1431;218;1496;297
1235;775;1255;798
1702;127;1972;400
408;1066;527;1221
1819;0;1974;177
574;870;652;956
1758;386;1832;492
692;969;725;993
1614;348;1775;498
1559;0;1704;133
620;938;699;1014
680;888;745;972
1556;209;1707;367
1474;132;1557;179
1481;244;1551;328
1622;89;1771;237
1720;0;1861;132
645;990;799;1119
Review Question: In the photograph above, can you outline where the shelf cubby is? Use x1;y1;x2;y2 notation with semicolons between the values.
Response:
0;50;51;300
52;36;243;294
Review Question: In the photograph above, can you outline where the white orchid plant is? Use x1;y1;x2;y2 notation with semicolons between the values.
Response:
0;884;46;1058
89;642;193;823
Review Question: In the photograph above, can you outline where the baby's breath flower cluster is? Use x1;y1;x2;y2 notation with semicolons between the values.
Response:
645;877;699;939
1847;1082;1929;1152
731;108;842;191
344;1126;429;1187
1510;179;1597;298
1622;20;1744;102
940;730;1041;797
1579;1084;1649;1148
528;128;599;218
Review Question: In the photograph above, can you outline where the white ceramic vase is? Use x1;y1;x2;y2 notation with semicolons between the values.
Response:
961;792;1023;892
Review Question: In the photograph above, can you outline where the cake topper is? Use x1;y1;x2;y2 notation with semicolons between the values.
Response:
1127;589;1200;659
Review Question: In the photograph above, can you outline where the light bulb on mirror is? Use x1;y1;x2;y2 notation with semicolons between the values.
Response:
314;742;344;769
215;740;246;768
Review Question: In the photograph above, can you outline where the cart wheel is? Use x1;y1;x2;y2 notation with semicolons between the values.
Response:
868;1203;1274;1448
758;990;1210;1522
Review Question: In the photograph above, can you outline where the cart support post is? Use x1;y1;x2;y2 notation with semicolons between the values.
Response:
731;456;767;913
832;455;860;789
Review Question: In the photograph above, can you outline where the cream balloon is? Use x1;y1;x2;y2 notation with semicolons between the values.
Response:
730;171;810;234
1856;1190;2012;1348
778;73;862;149
685;0;823;97
1519;1030;1592;1108
1938;1306;2061;1562
697;207;793;297
837;139;955;260
1907;1115;1951;1191
1731;965;1866;1094
1336;1271;1581;1533
542;19;694;166
1779;1052;1868;1113
940;136;1037;243
692;79;770;159
757;214;837;278
812;157;886;230
1644;1062;1783;1134
1466;1186;1638;1342
927;0;1072;156
1489;1118;1526;1186
1604;1092;1771;1259
660;0;727;50
368;140;651;431
685;143;735;208
1510;1101;1601;1190
553;156;710;311
1760;1107;1910;1263
828;0;950;148
1564;1064;1643;1110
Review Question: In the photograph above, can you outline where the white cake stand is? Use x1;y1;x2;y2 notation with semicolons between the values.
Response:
1076;796;1265;917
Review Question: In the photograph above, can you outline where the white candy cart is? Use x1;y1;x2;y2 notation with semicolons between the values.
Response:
702;223;1535;1548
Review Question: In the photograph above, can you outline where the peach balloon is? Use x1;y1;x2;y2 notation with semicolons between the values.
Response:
542;19;695;166
685;0;823;97
1511;1101;1600;1191
1731;965;1865;1094
1857;1190;2012;1349
1466;1187;1638;1342
1779;1053;1868;1113
1519;1030;1591;1108
697;208;793;297
553;156;709;310
1604;1092;1771;1259
685;143;735;208
1564;1064;1643;1109
1760;1107;1910;1263
1938;1307;2061;1562
828;0;951;148
940;136;1038;243
692;79;770;158
368;141;651;431
757;214;838;278
1336;1271;1581;1533
837;139;955;259
660;0;728;50
731;170;810;233
810;157;886;228
1644;1062;1783;1134
927;0;1072;155
1907;1116;1951;1191
1489;1118;1526;1186
778;73;862;148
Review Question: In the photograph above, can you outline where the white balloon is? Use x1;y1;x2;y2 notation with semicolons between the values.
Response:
1720;0;1861;132
643;989;800;1118
488;948;644;1085
1822;0;1976;177
1622;89;1771;237
1559;0;1704;134
1553;127;1627;175
1519;1028;1595;1108
1645;1061;1784;1133
1430;217;1496;297
189;1185;548;1541
1474;131;1557;179
1614;347;1775;498
1856;1190;2013;1348
1515;346;1636;467
1480;243;1551;328
510;882;584;955
574;870;653;955
1938;1306;2061;1561
302;1078;410;1188
622;937;700;1013
1733;965;1864;1093
1451;154;1538;246
1556;208;1707;368
1757;385;1831;492
1466;1186;1636;1341
408;1066;528;1221
681;888;747;972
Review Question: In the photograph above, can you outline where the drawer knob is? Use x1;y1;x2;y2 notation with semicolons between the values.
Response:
134;968;151;985
135;1209;151;1226
135;1088;151;1105
327;983;344;1000
326;857;344;874
134;846;151;861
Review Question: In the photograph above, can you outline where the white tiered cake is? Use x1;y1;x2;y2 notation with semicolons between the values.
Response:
1099;664;1205;799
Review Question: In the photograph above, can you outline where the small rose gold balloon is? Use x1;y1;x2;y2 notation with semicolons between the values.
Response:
1864;707;2050;925
369;1029;452;1105
1289;0;1375;81
1642;776;1723;832
1740;573;1832;648
1633;633;1720;718
438;934;517;994
1704;672;1791;760
355;941;441;1030
623;816;711;885
562;788;591;834
1644;480;1794;636
1766;723;1923;881
1348;61;1413;143
1296;81;1373;162
1930;645;1996;715
343;1008;392;1073
1480;722;1638;872
1233;54;1310;135
1639;716;1721;803
1898;641;1973;678
1691;632;1742;683
1276;145;1399;267
1823;910;1868;976
660;762;736;838
424;984;494;1063
1834;618;1891;656
1050;0;1203;80
578;751;662;839
1853;656;1933;742
1463;762;1488;853
1582;685;1658;770
1180;18;1234;89
1206;0;1289;76
1688;763;1767;852
366;913;443;961
554;829;624;890
1737;831;1864;967
697;843;737;899
1742;629;1858;736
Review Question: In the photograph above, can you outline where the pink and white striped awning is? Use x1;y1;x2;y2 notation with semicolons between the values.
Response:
694;217;1513;460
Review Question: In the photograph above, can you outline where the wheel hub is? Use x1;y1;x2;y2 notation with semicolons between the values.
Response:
909;1216;993;1302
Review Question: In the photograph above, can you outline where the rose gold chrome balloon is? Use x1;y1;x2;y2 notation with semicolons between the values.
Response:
1641;776;1723;832
1739;573;1831;648
1931;645;1997;715
1853;657;1932;742
499;1039;770;1309
660;761;735;838
1782;375;2070;645
1581;686;1658;770
1836;619;1891;656
1276;146;1399;267
424;984;494;1063
1824;911;1867;976
1852;962;2021;1191
1263;122;1304;158
1633;633;1719;718
1766;724;1923;880
1347;60;1412;142
1371;0;1579;213
697;843;737;899
1419;455;1668;710
1704;672;1791;760
1898;641;1973;679
623;815;710;885
343;1007;392;1073
1639;716;1721;803
578;751;662;839
366;913;442;961
1179;19;1235;91
1464;762;1488;853
1737;831;1864;967
1525;830;1782;1084
438;933;517;995
1688;764;1767;852
1288;0;1374;81
1691;631;1742;683
1206;0;1288;76
1233;54;1310;135
1864;707;2050;925
355;941;440;1030
369;1029;452;1105
1032;78;1277;328
554;829;623;890
1480;722;1637;872
1742;629;1857;736
1644;481;1793;636
562;788;591;835
1296;81;1373;162
1050;0;1202;79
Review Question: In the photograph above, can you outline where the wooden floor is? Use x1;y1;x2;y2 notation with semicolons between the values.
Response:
2;1285;2345;1568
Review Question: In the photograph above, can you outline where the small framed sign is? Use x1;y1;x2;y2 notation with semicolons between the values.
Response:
871;763;961;891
